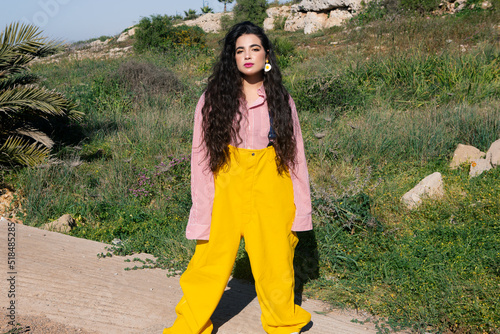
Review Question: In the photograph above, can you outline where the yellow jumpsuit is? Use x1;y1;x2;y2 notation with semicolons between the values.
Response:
163;145;311;334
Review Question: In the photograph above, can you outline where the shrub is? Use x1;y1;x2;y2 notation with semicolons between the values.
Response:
273;37;297;69
287;75;363;114
233;0;268;26
399;0;441;12
353;0;487;23
353;0;390;24
200;5;214;14
114;61;184;97
134;15;206;53
183;9;199;20
273;15;287;30
220;13;235;32
97;35;112;42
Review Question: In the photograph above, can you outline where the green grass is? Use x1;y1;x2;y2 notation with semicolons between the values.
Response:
3;7;500;333
307;166;500;333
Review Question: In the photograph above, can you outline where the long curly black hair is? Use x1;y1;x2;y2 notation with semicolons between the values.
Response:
202;21;297;175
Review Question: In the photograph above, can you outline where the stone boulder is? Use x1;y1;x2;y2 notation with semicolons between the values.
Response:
181;1;372;34
437;0;468;14
264;6;292;31
180;12;233;33
288;0;368;33
401;172;444;209
304;12;329;34
325;9;353;28
285;12;307;32
449;144;485;169
481;1;492;9
0;189;23;224
486;138;500;167
90;38;110;50
292;0;365;12
0;189;15;218
42;214;76;233
286;8;353;34
117;27;137;42
469;155;493;178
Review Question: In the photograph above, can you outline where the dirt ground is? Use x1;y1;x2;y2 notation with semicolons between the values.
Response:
0;217;379;334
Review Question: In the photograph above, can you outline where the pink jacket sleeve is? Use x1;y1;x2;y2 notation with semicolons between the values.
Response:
185;94;214;240
289;97;313;232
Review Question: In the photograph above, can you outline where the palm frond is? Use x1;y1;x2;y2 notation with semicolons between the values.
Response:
0;22;83;167
32;41;63;57
0;135;49;166
0;72;39;91
0;84;73;118
66;103;84;121
0;22;61;74
0;50;33;75
15;127;54;148
0;22;60;55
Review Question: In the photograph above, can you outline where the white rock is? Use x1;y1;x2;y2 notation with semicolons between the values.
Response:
285;12;307;31
42;214;76;233
263;17;274;31
438;0;468;13
89;38;111;50
486;139;500;167
481;1;492;9
401;172;444;210
264;6;292;31
117;32;127;43
449;144;485;169
180;12;233;33
304;12;328;34
117;27;136;42
294;0;366;12
325;9;352;28
469;156;493;178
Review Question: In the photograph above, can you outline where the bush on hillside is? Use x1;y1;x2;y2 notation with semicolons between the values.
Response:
353;0;392;24
288;76;363;114
400;0;441;12
183;9;199;20
273;37;298;69
115;61;184;96
354;0;492;23
134;15;206;53
220;14;235;32
233;0;268;26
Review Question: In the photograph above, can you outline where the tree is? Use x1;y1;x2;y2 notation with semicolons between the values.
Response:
184;9;199;20
201;5;214;14
135;15;206;53
218;0;234;13
0;23;82;167
233;0;268;26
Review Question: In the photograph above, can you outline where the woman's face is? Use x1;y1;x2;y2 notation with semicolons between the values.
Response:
234;33;267;81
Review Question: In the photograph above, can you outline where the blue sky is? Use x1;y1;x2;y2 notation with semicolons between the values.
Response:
0;0;237;43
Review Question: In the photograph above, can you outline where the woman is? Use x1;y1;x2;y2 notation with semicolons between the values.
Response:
164;21;312;334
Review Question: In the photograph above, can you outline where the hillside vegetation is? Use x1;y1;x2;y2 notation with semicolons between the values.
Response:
2;3;499;333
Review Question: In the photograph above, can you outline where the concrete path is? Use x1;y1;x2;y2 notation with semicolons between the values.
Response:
0;218;378;334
